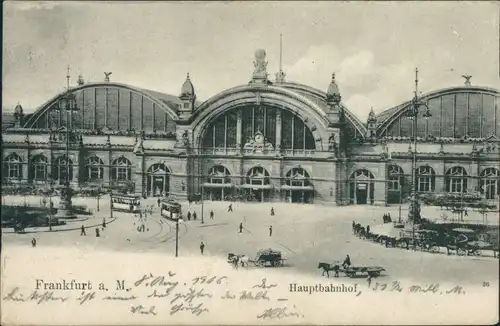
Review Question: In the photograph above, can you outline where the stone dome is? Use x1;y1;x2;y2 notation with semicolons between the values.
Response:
180;73;195;98
326;73;340;97
14;103;23;115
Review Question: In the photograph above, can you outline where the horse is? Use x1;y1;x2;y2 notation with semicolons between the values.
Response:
318;262;340;278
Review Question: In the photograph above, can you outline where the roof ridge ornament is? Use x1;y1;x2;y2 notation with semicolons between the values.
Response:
462;75;472;87
104;72;112;82
326;73;341;106
251;49;269;85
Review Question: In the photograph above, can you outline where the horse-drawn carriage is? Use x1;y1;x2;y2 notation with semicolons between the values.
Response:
251;249;285;267
228;249;285;268
318;262;386;278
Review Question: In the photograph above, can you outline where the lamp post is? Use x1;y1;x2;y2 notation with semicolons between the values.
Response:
398;171;404;223
175;216;180;257
404;68;432;249
201;182;205;224
55;68;79;219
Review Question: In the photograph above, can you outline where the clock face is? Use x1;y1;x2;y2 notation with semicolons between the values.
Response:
255;134;263;143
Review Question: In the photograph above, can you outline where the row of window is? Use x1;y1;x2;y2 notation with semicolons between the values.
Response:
385;165;499;199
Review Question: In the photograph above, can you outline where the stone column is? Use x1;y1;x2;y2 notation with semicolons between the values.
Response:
71;151;80;188
275;112;282;151
435;164;446;192
236;109;242;149
134;155;145;196
469;161;479;192
23;150;30;184
374;163;387;206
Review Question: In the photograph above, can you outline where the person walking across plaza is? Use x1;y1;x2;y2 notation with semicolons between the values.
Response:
31;237;37;248
269;225;273;237
270;207;275;216
210;210;214;219
157;198;161;208
187;211;191;221
193;211;197;221
102;218;106;228
81;225;86;236
239;222;243;234
228;203;233;212
95;227;100;237
200;241;205;255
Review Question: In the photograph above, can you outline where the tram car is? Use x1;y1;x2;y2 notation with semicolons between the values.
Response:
111;194;141;213
160;198;183;221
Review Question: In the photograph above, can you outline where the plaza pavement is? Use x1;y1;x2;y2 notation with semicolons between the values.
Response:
2;195;498;286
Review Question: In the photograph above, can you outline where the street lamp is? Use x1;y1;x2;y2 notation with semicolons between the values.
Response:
55;69;80;219
404;68;432;249
201;182;205;224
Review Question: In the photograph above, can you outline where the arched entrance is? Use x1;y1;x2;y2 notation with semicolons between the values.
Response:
243;166;272;202
205;165;232;201
146;163;170;197
283;167;314;203
349;169;375;205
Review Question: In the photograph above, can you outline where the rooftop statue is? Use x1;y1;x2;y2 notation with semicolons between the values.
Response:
253;49;268;79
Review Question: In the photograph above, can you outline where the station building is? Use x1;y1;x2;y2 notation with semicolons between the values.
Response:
2;50;500;206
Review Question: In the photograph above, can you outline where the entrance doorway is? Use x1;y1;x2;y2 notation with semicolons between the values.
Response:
245;166;272;202
146;163;170;197
285;167;314;204
355;183;368;204
349;169;375;205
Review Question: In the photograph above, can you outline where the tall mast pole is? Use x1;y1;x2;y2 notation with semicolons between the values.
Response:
279;34;283;73
411;68;418;250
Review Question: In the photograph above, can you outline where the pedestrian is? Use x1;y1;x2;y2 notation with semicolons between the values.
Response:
95;227;100;237
102;218;106;228
157;198;161;207
366;225;370;234
31;237;37;248
367;274;372;287
269;225;273;237
81;225;86;236
193;212;197;220
343;254;351;269
239;223;243;234
187;211;191;221
200;241;205;255
270;207;275;216
228;203;233;212
210;210;214;219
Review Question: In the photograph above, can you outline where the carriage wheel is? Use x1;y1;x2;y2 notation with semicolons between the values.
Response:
258;260;265;267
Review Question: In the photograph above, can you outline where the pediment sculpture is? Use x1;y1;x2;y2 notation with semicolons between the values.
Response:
243;130;274;153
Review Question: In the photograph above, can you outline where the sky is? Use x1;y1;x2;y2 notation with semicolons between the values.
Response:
3;1;500;120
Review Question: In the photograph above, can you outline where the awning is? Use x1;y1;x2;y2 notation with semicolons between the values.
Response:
240;184;273;189
202;183;233;188
280;185;314;191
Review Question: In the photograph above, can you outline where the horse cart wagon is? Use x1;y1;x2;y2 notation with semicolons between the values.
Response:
250;249;285;267
340;266;386;278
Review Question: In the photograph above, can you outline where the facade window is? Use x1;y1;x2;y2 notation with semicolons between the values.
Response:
285;167;310;187
387;165;404;191
417;166;436;192
246;166;270;185
445;166;467;193
53;156;73;184
111;157;132;181
480;168;499;200
32;155;48;181
3;153;23;179
208;165;231;184
87;156;104;181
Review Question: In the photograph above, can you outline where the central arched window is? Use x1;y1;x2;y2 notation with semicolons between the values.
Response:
285;167;310;187
3;153;23;179
417;166;436;192
31;155;48;181
446;166;467;193
246;166;270;185
208;165;231;184
480;168;499;199
86;156;104;181
111;157;132;181
202;105;315;151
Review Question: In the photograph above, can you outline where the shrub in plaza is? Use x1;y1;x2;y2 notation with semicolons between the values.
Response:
1;205;66;229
